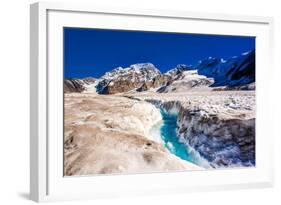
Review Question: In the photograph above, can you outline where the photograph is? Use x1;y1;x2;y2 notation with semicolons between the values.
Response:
63;28;255;176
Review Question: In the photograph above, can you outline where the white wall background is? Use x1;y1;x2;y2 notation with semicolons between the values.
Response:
0;0;280;204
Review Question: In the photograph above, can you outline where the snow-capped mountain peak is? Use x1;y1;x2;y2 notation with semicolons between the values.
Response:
194;50;255;87
165;64;191;77
96;63;161;94
101;63;160;80
130;63;157;71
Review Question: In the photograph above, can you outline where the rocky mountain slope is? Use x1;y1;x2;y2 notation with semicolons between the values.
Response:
194;50;255;87
96;63;161;94
64;77;96;93
157;70;214;93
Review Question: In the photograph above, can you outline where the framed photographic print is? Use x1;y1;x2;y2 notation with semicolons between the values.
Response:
30;2;274;202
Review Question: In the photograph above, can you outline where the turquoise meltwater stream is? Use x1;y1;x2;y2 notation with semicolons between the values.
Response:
159;109;197;164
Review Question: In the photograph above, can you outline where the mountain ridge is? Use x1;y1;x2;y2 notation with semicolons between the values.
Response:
64;50;255;93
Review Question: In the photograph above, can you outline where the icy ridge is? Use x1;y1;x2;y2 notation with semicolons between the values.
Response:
137;96;255;168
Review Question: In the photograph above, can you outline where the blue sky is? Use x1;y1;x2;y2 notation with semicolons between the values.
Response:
64;28;255;78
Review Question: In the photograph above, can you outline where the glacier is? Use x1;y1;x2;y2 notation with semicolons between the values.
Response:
63;49;256;175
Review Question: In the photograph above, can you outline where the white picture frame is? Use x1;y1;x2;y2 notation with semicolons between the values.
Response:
30;1;274;202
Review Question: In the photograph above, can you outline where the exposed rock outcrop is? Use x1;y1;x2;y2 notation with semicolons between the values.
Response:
64;77;96;93
96;63;161;94
165;64;191;78
157;70;214;93
137;74;172;92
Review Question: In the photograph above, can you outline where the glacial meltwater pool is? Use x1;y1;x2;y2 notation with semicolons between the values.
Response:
159;109;198;165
